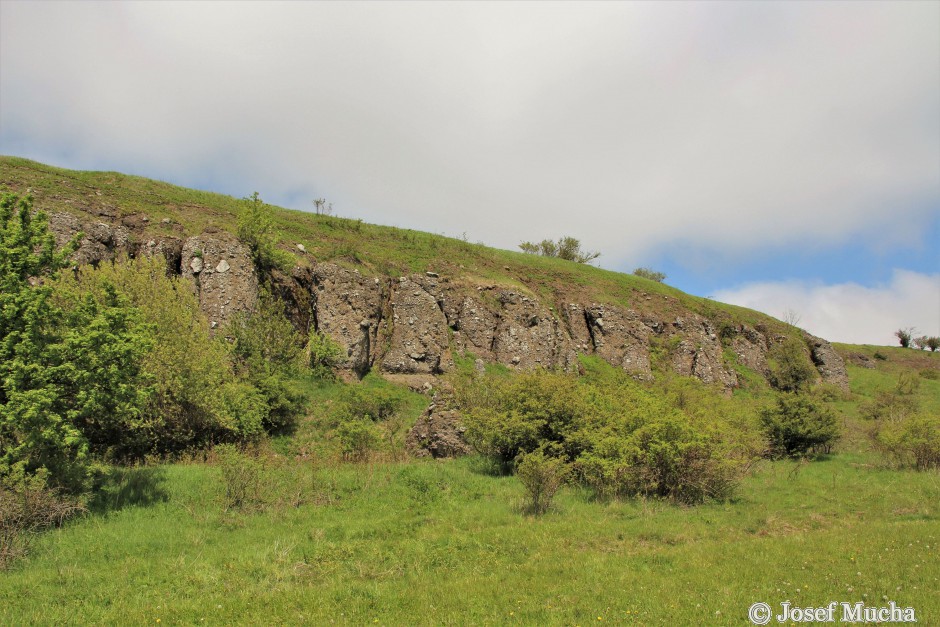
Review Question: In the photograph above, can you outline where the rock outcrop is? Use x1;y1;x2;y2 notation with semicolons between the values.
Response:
311;263;386;377
381;277;451;374
804;333;850;390
35;208;851;394
180;232;258;329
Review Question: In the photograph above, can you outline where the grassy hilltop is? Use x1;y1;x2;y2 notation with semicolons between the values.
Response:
1;156;938;625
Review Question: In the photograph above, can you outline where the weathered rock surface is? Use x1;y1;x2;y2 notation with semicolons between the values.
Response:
47;212;133;265
804;333;850;390
669;316;738;388
180;233;258;329
406;405;471;459
312;263;386;377
491;290;574;369
582;304;653;378
382;277;451;374
729;324;770;373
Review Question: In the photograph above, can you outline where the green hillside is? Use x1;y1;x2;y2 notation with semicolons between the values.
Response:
1;156;938;625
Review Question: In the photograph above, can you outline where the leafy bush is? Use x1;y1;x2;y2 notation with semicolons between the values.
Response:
228;290;307;433
215;444;264;511
760;394;840;457
895;328;914;348
335;419;383;462
238;192;293;274
766;339;817;393
1;194;153;491
895;371;921;395
859;391;917;422
872;414;940;471
518;236;600;264
632;267;667;283
516;451;570;514
55;256;253;452
459;366;760;504
306;330;344;380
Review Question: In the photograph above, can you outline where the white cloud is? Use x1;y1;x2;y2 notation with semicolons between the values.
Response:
710;270;940;345
1;2;938;269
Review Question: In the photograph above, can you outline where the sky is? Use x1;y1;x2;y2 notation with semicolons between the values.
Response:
1;1;937;346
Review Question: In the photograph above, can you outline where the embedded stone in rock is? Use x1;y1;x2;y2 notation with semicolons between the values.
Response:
181;233;258;330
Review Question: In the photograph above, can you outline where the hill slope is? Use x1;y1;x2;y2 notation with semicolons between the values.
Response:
0;155;846;390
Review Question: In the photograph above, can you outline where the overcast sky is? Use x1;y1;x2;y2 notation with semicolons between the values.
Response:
1;1;937;345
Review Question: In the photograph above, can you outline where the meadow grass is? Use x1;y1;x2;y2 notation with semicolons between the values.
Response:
1;450;938;626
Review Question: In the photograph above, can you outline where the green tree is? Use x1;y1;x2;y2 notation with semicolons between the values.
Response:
238;192;292;274
632;267;667;283
518;237;600;264
0;194;152;491
760;394;840;457
895;327;914;348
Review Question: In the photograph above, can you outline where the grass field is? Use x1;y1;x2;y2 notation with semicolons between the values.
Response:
1;452;937;626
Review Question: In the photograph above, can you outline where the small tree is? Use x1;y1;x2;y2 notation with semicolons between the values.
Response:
760;394;840;457
632;267;667;283
927;337;940;352
515;451;569;515
518;237;600;264
895;327;914;348
238;192;292;274
312;198;333;216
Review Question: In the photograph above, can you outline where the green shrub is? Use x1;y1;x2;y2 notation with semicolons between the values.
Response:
632;267;667;283
238;192;293;274
459;366;760;504
760;394;840;457
228;290;307;433
1;194;152;491
55;256;248;452
215;444;264;512
335;420;383;462
895;371;921;395
873;414;940;471
920;368;939;381
515;451;570;515
859;391;917;422
306;330;344;380
766;339;817;393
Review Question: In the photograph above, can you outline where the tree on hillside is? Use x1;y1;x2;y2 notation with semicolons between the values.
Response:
895;327;915;348
238;192;292;274
632;267;667;283
518;236;600;264
926;337;940;352
0;194;152;492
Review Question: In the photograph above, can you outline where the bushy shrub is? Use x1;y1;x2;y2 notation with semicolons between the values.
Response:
306;330;344;380
215;444;264;511
895;371;921;395
228;290;307;433
459;365;760;504
238;192;293;274
55;256;253;452
766;339;817;393
1;194;153;491
518;237;600;263
335;419;383;462
760;394;840;457
873;414;940;471
859;391;917;422
632;267;667;283
516;451;570;514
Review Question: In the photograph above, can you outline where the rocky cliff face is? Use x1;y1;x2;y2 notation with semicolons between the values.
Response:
45;210;848;390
